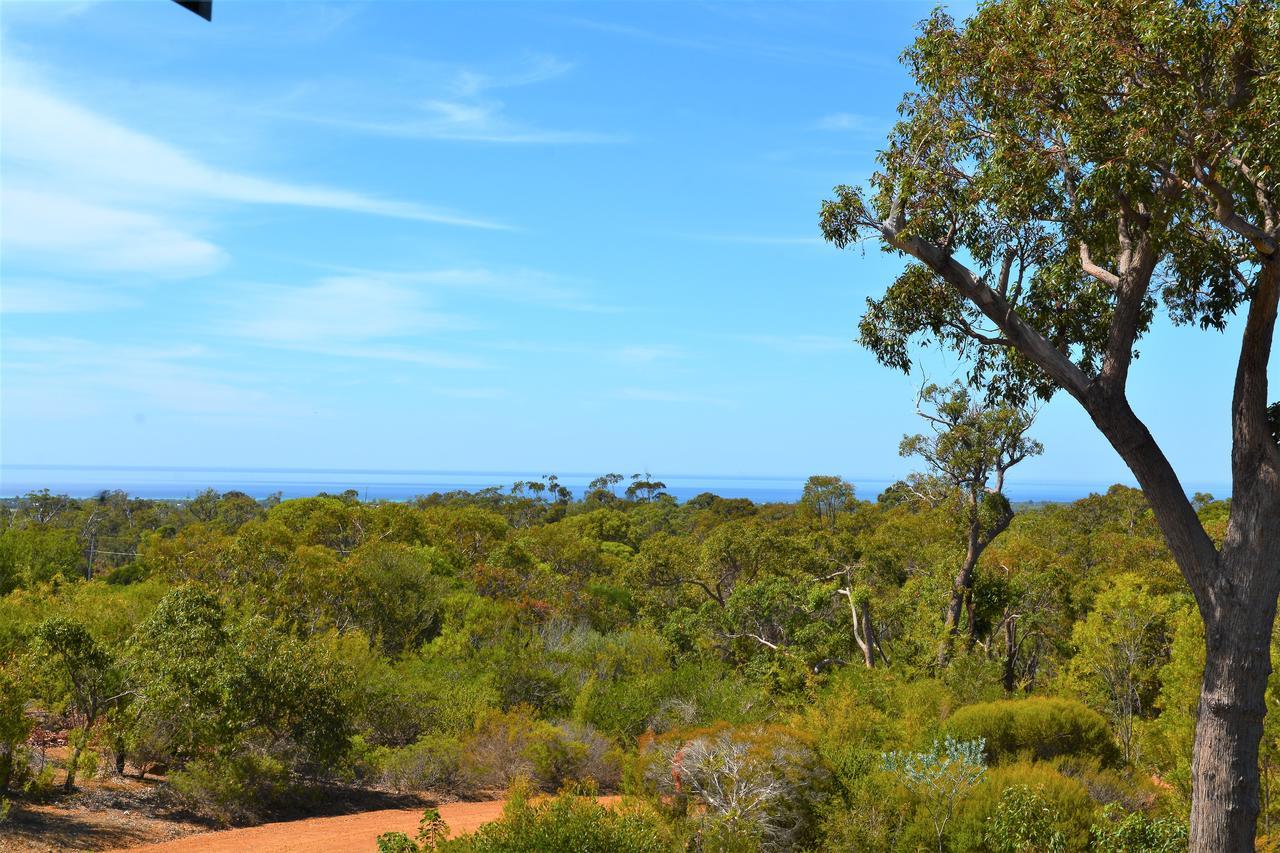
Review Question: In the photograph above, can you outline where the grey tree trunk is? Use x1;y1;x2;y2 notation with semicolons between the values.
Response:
1001;616;1017;693
937;531;979;666
858;601;876;669
1192;592;1276;851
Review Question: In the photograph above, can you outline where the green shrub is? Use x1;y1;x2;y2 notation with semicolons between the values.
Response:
436;782;674;852
985;785;1067;852
0;667;33;794
882;736;987;853
950;762;1097;852
1090;803;1188;852
1051;756;1155;813
458;708;620;794
815;771;917;852
373;808;451;853
378;832;421;853
170;753;292;825
945;697;1121;767
377;734;463;792
527;722;621;792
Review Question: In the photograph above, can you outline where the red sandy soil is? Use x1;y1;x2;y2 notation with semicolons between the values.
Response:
105;796;623;853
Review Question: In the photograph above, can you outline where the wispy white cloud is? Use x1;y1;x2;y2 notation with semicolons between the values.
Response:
0;55;504;283
300;344;485;369
3;71;505;226
296;102;621;144
321;265;623;313
215;272;483;366
448;54;576;97
0;278;138;314
1;187;228;277
272;53;620;145
560;16;890;68
1;337;302;419
220;275;485;368
428;386;509;400
226;276;463;344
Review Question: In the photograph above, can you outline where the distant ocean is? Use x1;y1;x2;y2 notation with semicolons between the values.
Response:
0;464;1230;505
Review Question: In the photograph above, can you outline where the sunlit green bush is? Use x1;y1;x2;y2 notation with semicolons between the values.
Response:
436;781;674;852
170;753;292;825
945;697;1121;767
950;762;1097;852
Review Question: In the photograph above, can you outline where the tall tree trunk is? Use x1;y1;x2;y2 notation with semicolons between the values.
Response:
1192;584;1276;851
1001;616;1017;693
1188;256;1280;851
938;530;979;666
858;601;876;669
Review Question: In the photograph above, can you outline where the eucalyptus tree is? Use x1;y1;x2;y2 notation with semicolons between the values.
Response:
820;1;1278;846
899;382;1041;663
800;475;857;530
33;617;126;791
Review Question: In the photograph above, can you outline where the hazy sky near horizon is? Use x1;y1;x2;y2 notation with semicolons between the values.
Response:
0;1;1265;492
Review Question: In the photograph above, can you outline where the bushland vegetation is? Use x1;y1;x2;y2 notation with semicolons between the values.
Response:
0;466;1245;849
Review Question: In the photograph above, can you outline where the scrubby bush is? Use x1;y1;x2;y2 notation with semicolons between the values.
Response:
528;721;621;792
0;667;32;793
377;833;421;853
1051;756;1156;813
1089;803;1188;852
436;781;673;853
945;697;1121;768
375;808;451;853
639;724;832;850
882;736;987;853
801;668;954;790
816;773;918;852
950;763;1096;852
170;753;292;824
377;734;464;792
458;707;620;793
984;784;1067;852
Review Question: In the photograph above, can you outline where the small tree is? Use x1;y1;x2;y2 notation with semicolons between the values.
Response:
882;736;987;853
1065;576;1173;764
33;617;125;791
899;383;1041;663
373;808;450;853
800;475;856;530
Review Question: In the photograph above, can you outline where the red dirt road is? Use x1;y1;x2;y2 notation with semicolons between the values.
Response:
108;796;622;853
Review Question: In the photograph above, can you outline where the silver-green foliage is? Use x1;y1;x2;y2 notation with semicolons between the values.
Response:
882;736;986;853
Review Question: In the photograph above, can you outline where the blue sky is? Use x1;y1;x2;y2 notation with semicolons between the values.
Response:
0;1;1261;494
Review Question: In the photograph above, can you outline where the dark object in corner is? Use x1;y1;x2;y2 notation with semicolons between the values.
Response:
172;0;212;21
